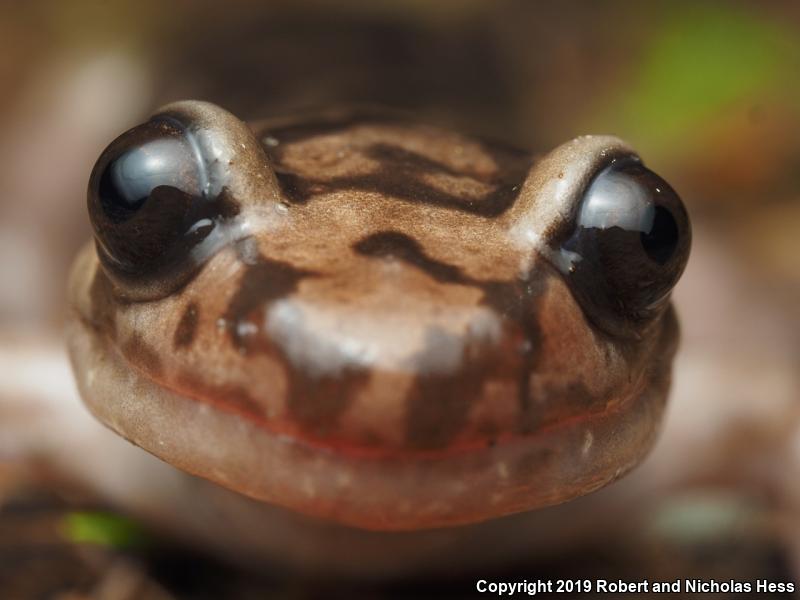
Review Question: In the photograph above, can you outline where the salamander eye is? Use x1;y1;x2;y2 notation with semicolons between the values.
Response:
563;159;691;335
88;117;237;288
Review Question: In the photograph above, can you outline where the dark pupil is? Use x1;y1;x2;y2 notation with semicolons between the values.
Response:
641;205;678;265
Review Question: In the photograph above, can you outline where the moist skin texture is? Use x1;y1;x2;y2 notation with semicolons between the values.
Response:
67;101;684;531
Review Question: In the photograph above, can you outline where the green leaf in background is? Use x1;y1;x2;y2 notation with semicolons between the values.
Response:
61;510;149;549
602;4;800;155
646;492;758;545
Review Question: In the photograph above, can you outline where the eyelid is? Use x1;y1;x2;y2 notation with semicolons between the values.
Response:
151;115;213;199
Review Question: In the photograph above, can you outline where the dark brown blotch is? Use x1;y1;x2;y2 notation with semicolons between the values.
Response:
224;253;316;352
222;249;362;435
213;187;241;219
353;231;465;285
271;142;529;217
483;278;546;433
405;371;477;449
405;329;503;449
173;302;199;349
122;333;163;377
285;367;370;436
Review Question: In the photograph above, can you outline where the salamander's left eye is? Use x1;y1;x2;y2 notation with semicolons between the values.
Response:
563;159;691;334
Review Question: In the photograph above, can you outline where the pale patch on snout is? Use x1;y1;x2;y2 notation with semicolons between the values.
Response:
265;297;502;377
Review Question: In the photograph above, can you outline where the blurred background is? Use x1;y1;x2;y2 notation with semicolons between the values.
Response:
0;1;798;597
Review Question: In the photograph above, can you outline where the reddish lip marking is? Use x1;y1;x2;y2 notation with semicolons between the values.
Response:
139;356;643;463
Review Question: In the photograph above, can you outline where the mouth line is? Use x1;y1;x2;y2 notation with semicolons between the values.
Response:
124;347;642;464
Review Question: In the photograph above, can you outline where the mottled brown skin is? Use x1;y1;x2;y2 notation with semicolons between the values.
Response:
67;101;682;530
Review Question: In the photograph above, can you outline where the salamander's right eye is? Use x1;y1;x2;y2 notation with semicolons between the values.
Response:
88;118;211;275
87;113;243;302
95;120;203;223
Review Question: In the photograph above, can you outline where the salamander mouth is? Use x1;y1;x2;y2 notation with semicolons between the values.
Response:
67;302;670;530
164;367;648;462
